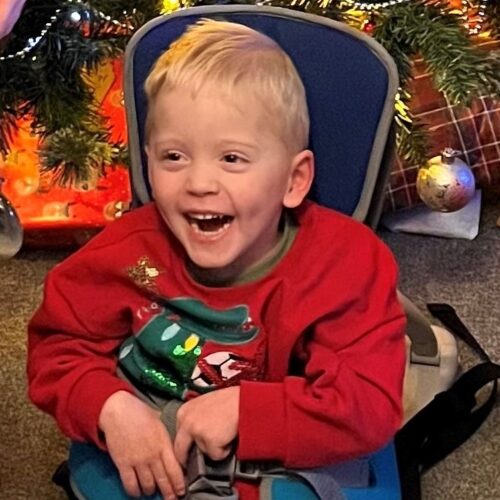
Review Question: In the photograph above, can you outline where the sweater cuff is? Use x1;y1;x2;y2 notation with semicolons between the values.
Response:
237;381;287;462
67;370;134;449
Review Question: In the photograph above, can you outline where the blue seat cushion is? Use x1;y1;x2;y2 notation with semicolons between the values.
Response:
68;441;400;499
68;442;160;499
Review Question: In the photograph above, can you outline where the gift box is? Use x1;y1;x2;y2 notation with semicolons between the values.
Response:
0;58;131;248
385;38;500;212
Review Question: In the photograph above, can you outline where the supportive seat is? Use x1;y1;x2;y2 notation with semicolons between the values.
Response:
62;5;460;499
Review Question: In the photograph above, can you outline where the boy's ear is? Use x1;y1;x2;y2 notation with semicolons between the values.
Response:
283;149;315;208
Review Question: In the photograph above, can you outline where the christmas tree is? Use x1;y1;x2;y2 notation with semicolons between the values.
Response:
0;0;498;185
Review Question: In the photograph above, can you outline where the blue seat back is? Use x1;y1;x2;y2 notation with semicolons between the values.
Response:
124;5;398;224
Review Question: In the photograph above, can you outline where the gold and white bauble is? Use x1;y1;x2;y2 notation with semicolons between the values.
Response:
416;148;475;212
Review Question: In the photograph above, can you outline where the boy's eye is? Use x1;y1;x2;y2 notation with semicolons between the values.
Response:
223;154;244;163
164;151;182;161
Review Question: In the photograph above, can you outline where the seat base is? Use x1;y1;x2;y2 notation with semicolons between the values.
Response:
64;441;401;499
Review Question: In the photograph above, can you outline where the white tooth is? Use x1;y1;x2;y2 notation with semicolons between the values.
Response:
190;214;224;220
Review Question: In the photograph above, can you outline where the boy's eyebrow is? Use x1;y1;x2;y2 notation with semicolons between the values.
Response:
150;137;186;148
147;136;259;150
216;139;259;151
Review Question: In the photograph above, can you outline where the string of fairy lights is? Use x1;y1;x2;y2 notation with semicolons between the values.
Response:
462;0;489;35
0;8;62;61
340;0;409;10
0;0;135;62
0;0;493;63
342;0;490;33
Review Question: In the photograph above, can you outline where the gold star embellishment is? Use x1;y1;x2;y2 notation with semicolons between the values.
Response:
127;256;162;290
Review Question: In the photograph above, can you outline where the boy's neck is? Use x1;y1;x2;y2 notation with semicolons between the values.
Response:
186;211;298;287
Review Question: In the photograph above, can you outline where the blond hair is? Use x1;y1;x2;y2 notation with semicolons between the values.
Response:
144;18;309;151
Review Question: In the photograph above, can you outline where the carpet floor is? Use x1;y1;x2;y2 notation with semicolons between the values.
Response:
1;196;498;499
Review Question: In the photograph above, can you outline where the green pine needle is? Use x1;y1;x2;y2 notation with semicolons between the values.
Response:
374;0;499;163
40;127;126;187
1;0;499;180
0;111;18;158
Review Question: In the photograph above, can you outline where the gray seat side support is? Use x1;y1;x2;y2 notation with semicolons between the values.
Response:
398;291;439;365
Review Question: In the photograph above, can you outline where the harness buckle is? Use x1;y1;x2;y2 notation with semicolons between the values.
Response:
186;446;237;485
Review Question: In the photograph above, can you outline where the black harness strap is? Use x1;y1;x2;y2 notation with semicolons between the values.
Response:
396;303;500;500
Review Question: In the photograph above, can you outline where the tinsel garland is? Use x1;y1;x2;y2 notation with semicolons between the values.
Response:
0;0;161;184
0;0;498;184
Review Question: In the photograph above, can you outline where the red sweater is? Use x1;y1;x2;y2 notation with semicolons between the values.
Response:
28;200;405;471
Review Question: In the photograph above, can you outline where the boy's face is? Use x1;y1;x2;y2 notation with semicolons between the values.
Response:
146;84;313;280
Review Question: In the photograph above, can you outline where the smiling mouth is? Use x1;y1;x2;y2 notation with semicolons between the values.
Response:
186;213;234;235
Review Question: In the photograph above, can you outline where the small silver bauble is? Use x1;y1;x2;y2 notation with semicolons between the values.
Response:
0;178;23;259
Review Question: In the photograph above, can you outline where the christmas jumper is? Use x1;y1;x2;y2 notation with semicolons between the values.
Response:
28;200;406;473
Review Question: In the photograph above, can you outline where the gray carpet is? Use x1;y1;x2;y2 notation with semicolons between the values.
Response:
1;196;499;499
379;195;500;499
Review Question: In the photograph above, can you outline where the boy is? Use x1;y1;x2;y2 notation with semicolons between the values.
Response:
28;19;406;500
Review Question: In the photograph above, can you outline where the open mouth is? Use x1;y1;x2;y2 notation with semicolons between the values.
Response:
186;213;234;235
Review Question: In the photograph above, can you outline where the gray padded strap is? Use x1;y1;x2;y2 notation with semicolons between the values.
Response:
188;476;239;500
244;459;368;500
304;459;370;488
121;370;354;500
293;468;347;500
160;399;183;439
159;400;363;500
398;291;440;364
161;402;238;499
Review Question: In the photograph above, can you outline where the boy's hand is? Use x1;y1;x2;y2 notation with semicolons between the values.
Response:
174;386;240;465
99;391;185;499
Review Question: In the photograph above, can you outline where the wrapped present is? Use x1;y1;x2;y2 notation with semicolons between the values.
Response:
386;39;500;212
0;58;131;247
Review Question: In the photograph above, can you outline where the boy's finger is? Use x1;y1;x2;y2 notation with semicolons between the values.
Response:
135;464;156;496
203;444;232;462
173;428;193;467
150;460;176;499
161;448;186;496
118;465;141;497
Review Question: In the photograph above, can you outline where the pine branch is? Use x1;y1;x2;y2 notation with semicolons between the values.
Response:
417;6;499;103
40;125;126;186
265;0;346;21
0;0;141;171
377;2;499;103
3;0;499;180
373;9;425;164
395;113;429;166
0;111;17;158
89;0;163;23
487;2;499;38
7;1;61;51
373;1;499;162
373;12;414;88
187;0;346;21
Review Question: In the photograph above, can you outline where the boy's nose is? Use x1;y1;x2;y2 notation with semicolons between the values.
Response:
185;163;220;195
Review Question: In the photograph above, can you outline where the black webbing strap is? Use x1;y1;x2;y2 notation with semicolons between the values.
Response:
396;303;500;500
